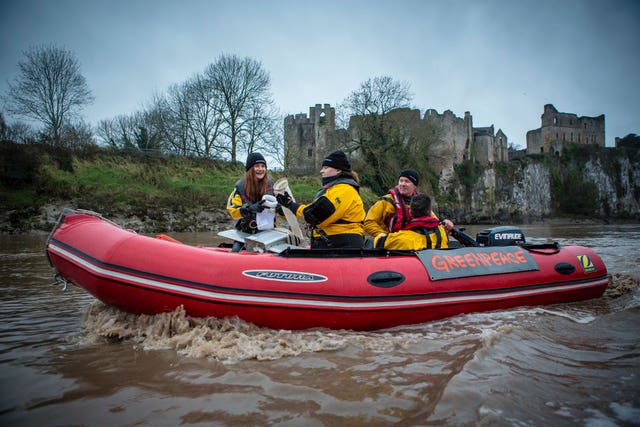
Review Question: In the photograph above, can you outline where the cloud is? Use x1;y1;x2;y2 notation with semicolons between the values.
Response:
1;0;638;147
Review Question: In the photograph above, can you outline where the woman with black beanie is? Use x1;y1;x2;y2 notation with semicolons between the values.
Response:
226;152;275;251
276;150;365;249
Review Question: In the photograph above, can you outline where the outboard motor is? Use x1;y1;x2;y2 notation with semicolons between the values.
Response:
476;226;526;247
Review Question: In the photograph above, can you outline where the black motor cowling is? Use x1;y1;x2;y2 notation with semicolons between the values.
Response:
476;226;526;247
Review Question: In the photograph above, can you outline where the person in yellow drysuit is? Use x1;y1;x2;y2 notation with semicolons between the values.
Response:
364;168;453;241
276;150;365;249
226;152;274;251
373;194;449;250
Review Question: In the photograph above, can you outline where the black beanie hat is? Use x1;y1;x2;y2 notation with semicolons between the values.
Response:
245;152;266;171
322;150;351;172
399;168;420;186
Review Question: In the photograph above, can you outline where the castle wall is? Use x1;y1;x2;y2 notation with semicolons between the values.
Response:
285;104;511;176
474;135;493;165
527;104;605;155
424;109;471;166
527;129;543;153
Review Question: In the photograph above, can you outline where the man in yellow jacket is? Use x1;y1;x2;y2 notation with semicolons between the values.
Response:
276;150;365;249
364;168;453;241
374;194;449;250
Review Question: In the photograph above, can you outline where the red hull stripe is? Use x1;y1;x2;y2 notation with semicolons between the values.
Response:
48;242;609;310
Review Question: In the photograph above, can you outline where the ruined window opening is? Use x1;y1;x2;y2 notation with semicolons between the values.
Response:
307;149;312;157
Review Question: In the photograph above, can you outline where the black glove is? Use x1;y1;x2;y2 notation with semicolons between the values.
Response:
239;201;264;218
276;192;293;209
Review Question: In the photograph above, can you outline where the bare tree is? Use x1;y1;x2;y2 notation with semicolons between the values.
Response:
0;112;8;142
205;54;274;162
96;114;138;149
1;112;36;143
5;44;94;146
242;103;285;169
96;117;120;148
60;120;96;148
342;76;443;194
342;76;414;192
163;75;224;157
345;76;412;116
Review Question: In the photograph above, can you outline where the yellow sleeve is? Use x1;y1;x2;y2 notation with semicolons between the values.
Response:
373;232;387;248
226;190;244;220
322;185;363;226
378;230;424;251
364;198;394;238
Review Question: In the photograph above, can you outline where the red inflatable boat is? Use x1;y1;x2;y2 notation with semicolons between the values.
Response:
46;209;610;331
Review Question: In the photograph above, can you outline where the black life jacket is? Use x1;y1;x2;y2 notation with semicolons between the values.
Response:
314;176;359;198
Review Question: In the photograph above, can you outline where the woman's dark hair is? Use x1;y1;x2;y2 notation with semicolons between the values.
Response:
244;167;269;202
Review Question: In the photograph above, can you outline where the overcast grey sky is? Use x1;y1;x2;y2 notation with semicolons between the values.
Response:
1;0;639;148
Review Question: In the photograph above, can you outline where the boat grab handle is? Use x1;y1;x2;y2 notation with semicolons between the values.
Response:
520;242;561;255
367;271;406;288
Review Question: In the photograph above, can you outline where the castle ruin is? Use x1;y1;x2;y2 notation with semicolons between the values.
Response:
422;109;508;170
284;104;348;175
526;104;605;155
284;104;508;176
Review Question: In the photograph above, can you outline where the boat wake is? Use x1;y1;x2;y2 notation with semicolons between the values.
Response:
78;273;639;363
605;272;640;298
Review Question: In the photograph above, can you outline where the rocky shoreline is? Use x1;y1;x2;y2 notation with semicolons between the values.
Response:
0;202;235;235
1;201;623;236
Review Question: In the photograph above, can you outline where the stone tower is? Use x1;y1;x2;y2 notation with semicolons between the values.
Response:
284;104;338;175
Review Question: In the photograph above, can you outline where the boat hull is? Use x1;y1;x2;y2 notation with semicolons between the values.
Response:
46;212;610;331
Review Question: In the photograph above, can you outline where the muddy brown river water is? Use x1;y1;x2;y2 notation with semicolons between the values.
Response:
1;223;639;426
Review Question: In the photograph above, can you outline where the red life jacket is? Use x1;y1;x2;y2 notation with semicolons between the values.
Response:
403;216;441;231
385;187;415;232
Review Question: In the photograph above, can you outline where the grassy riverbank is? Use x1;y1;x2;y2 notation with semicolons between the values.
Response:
3;141;632;234
1;142;379;233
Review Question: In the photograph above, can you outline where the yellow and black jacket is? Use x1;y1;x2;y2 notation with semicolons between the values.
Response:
364;187;412;238
364;188;441;239
226;178;274;232
291;177;365;239
373;216;448;250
